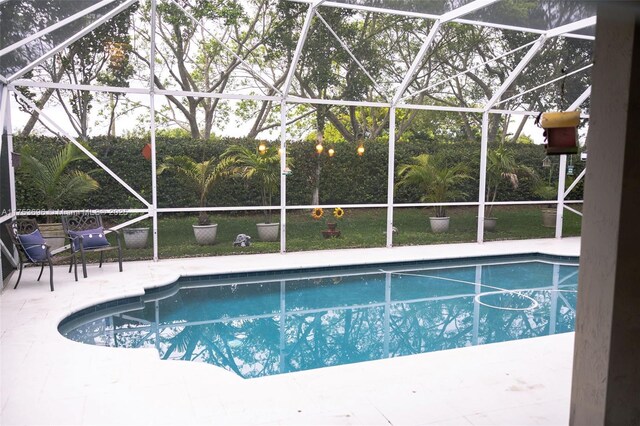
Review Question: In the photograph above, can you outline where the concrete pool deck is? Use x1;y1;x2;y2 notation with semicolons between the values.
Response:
1;238;580;425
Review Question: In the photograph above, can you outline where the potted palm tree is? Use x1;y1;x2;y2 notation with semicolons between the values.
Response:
396;154;470;233
484;145;537;231
224;144;288;242
158;155;233;245
19;144;99;249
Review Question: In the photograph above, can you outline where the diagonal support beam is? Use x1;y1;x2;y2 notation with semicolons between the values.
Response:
13;90;151;207
493;63;593;107
0;239;18;268
282;0;326;97
0;0;118;58
392;20;442;104
485;16;597;111
401;39;538;103
7;0;140;82
315;10;387;100
569;86;591;110
392;0;500;104
484;35;547;111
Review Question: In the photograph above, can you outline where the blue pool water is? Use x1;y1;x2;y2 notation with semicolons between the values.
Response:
59;254;579;379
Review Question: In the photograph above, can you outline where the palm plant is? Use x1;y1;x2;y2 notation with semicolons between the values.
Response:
223;145;287;223
485;145;537;217
20;144;99;222
396;154;470;218
158;155;233;226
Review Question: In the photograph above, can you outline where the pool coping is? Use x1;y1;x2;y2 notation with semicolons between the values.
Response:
1;237;581;425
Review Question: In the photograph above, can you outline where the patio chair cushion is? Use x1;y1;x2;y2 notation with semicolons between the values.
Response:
17;229;48;262
68;227;110;252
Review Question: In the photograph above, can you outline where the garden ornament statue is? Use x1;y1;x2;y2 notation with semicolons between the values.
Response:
233;234;252;247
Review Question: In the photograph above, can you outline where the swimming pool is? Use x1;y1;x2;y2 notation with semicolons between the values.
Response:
59;254;578;379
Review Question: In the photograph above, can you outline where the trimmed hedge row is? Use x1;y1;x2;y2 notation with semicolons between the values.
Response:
13;136;584;211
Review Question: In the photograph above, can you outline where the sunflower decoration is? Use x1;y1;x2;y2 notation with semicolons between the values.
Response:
333;207;345;220
311;207;324;220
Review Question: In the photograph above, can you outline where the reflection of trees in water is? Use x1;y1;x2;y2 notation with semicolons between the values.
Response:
285;308;386;372
390;299;474;355
63;271;578;378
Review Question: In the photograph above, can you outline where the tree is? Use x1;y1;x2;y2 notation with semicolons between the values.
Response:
133;0;279;140
19;144;100;221
223;145;288;223
15;6;137;139
485;144;537;218
157;155;234;225
396;154;470;218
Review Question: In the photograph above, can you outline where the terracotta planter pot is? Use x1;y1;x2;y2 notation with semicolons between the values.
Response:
322;222;341;238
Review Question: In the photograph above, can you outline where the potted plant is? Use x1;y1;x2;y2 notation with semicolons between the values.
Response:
484;145;536;231
311;207;345;238
158;155;232;245
224;144;289;242
122;216;151;249
396;154;470;233
19;144;99;249
535;184;558;228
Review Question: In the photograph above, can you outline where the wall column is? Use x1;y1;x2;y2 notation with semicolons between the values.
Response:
570;4;640;424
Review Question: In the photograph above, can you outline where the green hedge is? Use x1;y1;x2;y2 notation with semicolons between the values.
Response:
13;136;584;211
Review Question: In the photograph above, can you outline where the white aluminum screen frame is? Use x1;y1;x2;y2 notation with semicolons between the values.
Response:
0;0;593;264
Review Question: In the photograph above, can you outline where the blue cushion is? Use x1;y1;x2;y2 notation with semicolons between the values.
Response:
68;227;110;252
17;230;48;262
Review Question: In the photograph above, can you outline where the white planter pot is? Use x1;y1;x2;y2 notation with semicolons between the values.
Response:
429;217;450;233
256;223;279;242
541;208;557;228
484;217;497;232
193;224;218;245
123;227;149;249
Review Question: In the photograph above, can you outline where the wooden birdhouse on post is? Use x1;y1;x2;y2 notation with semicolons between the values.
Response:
540;110;580;155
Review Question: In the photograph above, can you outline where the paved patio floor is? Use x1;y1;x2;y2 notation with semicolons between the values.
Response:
1;238;580;425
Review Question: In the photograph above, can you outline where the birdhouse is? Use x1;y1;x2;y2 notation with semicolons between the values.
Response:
541;111;580;155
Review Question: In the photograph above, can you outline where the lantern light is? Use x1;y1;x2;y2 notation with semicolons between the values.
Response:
357;144;365;156
141;143;152;160
316;143;324;154
258;143;267;154
542;156;551;168
328;148;335;157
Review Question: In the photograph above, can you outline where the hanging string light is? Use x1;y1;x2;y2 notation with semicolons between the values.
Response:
357;143;365;156
328;148;335;157
316;143;324;154
258;142;267;154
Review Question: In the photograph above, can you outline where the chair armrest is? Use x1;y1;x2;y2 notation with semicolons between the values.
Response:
105;228;122;248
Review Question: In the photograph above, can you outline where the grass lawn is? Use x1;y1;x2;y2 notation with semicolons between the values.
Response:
92;205;581;262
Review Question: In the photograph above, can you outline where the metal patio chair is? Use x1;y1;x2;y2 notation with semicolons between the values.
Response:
62;213;123;279
5;219;78;291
